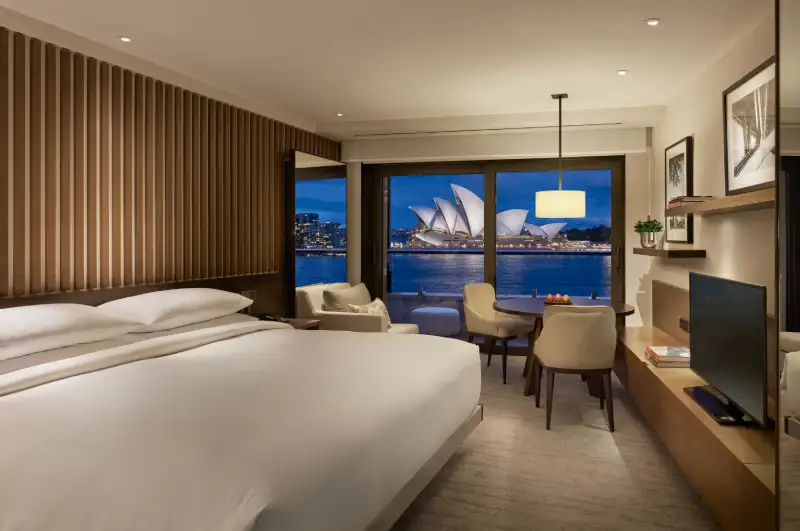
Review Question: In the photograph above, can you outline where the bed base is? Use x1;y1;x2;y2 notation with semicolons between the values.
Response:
367;403;484;531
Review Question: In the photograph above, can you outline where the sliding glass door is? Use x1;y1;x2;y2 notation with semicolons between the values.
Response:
495;169;613;299
386;172;484;325
361;156;624;331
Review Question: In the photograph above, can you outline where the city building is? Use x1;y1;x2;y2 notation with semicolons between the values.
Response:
296;214;347;249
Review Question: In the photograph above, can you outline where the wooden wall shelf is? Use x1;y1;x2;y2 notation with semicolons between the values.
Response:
633;248;707;258
664;187;775;217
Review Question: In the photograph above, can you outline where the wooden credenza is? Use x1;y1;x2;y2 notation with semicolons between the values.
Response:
616;326;776;531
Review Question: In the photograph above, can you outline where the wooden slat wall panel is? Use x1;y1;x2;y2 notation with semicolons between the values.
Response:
0;26;340;297
111;66;122;287
165;85;175;281
0;31;10;297
12;32;27;295
43;44;58;293
123;70;133;285
29;38;43;295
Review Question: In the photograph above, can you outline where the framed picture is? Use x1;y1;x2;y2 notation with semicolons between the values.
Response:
665;136;694;243
723;57;776;196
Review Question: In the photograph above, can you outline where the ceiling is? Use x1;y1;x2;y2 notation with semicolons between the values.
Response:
1;0;771;134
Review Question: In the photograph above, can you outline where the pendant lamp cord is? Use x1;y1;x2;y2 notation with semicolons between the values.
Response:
551;93;567;190
558;95;563;190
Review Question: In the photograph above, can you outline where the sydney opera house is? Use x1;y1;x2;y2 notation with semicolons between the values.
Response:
410;184;566;247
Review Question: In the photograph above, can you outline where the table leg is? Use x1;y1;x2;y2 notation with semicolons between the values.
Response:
523;334;534;378
585;374;605;399
522;318;542;378
523;318;542;396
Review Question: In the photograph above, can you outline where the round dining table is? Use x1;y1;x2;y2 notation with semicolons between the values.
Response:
493;297;636;397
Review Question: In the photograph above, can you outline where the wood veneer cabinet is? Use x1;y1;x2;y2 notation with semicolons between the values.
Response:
616;326;776;531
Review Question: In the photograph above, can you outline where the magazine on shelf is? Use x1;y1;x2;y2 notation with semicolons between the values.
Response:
645;346;690;361
646;353;690;368
668;196;712;203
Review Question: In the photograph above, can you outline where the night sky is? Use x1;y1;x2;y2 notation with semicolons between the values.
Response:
296;170;612;230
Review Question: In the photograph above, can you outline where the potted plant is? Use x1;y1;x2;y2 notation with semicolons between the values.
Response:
634;217;664;249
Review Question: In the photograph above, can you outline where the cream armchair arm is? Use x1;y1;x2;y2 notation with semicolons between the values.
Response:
315;310;386;333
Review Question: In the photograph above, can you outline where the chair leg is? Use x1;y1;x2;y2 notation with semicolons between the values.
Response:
545;369;555;430
534;358;541;407
502;339;509;384
602;371;615;432
484;337;494;367
598;374;605;409
468;334;474;345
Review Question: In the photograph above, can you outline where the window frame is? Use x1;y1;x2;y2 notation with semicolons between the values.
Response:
361;156;625;305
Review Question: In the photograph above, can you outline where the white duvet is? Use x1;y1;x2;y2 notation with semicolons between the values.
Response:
0;322;481;531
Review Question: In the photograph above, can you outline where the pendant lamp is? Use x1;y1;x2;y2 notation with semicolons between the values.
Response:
535;94;586;218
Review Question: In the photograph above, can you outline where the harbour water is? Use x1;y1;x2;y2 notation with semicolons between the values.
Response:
296;252;611;297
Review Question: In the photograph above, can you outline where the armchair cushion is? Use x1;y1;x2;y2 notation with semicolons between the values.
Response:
322;283;371;312
296;283;350;318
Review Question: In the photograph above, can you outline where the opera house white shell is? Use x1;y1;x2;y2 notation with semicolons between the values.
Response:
410;184;566;245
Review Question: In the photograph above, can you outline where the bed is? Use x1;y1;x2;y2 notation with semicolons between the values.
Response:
0;303;482;531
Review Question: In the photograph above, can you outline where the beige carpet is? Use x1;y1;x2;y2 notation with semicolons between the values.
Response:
392;354;719;531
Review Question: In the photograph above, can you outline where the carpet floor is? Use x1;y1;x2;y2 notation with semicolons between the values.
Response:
392;353;719;531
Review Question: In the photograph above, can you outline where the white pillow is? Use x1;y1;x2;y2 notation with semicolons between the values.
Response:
348;298;392;329
0;304;140;361
322;283;371;312
99;288;253;332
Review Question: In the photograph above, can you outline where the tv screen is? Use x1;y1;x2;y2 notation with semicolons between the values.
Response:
689;273;767;426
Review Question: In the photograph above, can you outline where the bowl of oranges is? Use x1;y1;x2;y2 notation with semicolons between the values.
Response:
544;294;572;305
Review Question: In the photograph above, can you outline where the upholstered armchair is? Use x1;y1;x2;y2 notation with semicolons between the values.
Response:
463;283;534;384
532;305;617;431
296;283;419;334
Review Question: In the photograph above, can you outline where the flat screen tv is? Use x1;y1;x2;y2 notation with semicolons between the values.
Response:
688;273;768;426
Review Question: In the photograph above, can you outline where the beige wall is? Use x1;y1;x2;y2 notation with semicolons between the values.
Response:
647;14;776;316
625;151;651;327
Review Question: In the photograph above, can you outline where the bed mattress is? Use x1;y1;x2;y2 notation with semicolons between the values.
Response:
0;322;481;531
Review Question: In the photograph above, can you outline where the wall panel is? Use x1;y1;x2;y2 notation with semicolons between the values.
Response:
0;27;340;297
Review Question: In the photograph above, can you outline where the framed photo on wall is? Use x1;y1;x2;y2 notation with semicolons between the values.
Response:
723;57;776;196
665;136;694;243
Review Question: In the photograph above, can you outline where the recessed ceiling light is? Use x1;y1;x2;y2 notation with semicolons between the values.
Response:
617;70;628;76
119;36;132;42
645;18;660;26
337;113;343;117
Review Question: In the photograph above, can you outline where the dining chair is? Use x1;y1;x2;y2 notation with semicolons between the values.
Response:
532;305;617;431
463;283;534;384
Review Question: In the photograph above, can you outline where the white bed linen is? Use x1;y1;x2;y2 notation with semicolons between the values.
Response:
132;312;263;339
0;314;263;376
0;322;480;531
0;335;140;376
